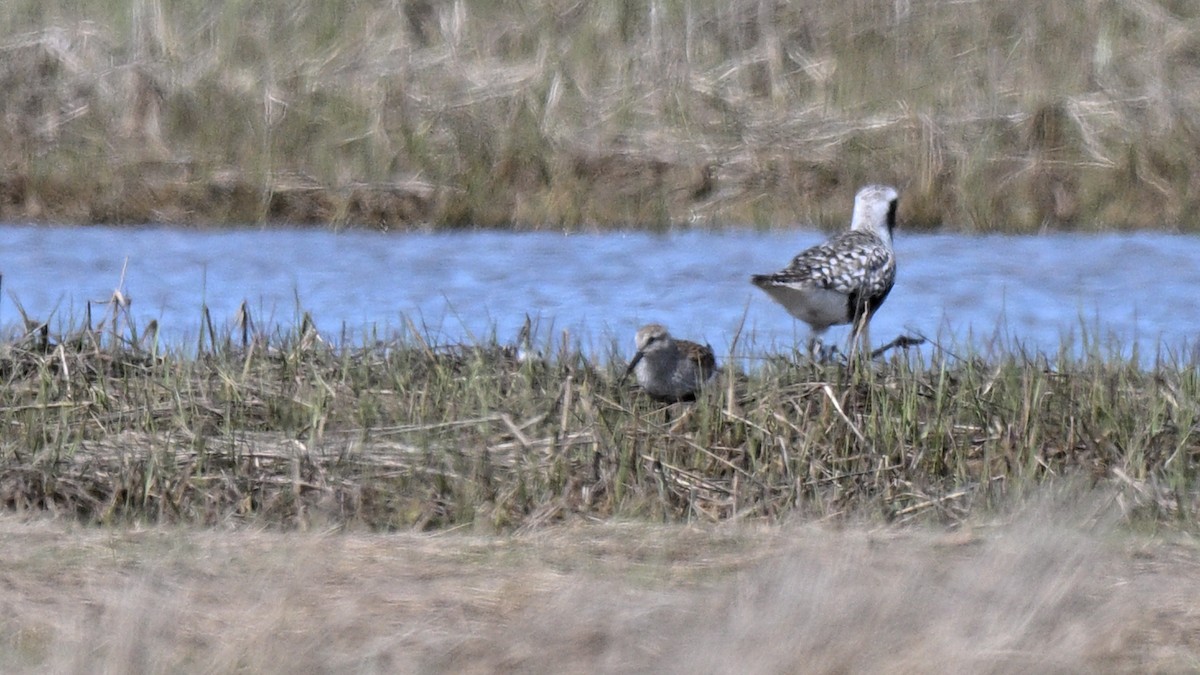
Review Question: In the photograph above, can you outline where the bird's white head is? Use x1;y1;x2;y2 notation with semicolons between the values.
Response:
849;184;899;245
634;323;671;353
623;323;672;383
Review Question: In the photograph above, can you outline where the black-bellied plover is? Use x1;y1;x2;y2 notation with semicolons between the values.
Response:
622;323;717;402
750;184;899;359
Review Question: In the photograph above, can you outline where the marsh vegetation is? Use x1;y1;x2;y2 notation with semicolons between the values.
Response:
3;504;1200;673
1;305;1196;531
4;2;1200;668
4;0;1200;229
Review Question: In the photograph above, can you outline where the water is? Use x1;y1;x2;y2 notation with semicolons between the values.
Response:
0;224;1197;362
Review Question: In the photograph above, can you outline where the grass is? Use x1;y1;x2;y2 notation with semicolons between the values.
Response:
1;302;1198;531
1;500;1199;672
1;300;1199;668
3;0;1200;230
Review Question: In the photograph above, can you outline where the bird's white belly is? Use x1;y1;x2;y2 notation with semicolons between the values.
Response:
759;285;849;332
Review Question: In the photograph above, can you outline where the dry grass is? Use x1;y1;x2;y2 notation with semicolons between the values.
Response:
3;0;1200;229
1;306;1199;670
0;491;1198;673
1;305;1198;531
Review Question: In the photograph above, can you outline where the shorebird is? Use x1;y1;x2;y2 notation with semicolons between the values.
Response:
622;323;717;402
750;184;899;359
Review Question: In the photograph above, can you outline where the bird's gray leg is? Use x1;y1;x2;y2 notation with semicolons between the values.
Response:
806;333;840;364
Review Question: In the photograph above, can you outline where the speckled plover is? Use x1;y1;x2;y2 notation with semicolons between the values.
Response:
751;184;899;359
622;323;717;402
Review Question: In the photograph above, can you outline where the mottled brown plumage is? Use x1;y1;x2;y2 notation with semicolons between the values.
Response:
623;324;717;402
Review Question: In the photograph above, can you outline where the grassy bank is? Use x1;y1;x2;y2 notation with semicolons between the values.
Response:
1;305;1197;530
2;510;1199;672
3;0;1200;230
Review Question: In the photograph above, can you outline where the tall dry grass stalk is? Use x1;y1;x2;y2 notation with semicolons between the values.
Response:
2;0;1200;229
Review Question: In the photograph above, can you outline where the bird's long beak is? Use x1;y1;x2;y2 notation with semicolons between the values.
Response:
621;350;645;384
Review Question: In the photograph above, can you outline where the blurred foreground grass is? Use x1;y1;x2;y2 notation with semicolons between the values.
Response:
1;302;1197;531
3;506;1200;672
3;0;1200;230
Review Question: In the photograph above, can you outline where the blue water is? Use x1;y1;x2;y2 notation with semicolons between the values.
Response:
0;224;1197;363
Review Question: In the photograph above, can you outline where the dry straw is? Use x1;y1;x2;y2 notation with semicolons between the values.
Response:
0;301;1196;530
2;0;1200;229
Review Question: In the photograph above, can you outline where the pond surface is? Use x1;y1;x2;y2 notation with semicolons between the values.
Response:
0;224;1197;363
